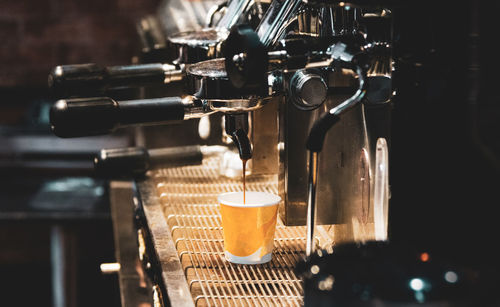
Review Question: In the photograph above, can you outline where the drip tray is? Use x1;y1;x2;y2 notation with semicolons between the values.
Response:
138;157;330;306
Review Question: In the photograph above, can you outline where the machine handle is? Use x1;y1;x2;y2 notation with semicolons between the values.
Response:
306;112;340;152
48;63;168;96
94;147;149;178
148;146;203;167
50;96;185;138
94;146;204;178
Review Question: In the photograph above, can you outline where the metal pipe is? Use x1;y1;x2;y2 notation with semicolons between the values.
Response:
306;151;319;256
51;225;77;307
255;0;303;47
217;0;256;30
329;65;366;117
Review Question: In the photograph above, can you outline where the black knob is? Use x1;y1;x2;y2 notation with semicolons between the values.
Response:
223;24;268;91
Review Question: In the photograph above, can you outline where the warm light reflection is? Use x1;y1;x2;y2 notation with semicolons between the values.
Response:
310;265;320;275
419;252;430;262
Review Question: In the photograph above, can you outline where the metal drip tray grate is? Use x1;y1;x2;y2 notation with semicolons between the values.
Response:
151;157;318;306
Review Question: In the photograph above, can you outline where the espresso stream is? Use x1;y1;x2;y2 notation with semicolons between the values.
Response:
242;159;247;204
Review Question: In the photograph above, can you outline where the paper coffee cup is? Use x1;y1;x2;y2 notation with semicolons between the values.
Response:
218;191;281;264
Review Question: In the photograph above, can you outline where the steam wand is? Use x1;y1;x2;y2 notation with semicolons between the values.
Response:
305;64;367;256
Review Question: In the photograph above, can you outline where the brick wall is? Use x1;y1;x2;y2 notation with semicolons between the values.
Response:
0;0;161;88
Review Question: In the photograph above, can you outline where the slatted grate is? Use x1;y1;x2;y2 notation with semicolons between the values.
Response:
152;157;327;306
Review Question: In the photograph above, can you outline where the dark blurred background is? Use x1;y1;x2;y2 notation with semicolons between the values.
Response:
0;0;160;305
389;1;500;268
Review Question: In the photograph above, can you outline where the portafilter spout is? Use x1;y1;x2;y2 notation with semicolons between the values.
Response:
224;113;252;160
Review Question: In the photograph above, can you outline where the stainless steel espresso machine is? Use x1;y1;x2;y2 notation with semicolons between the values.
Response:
51;0;393;238
46;0;497;306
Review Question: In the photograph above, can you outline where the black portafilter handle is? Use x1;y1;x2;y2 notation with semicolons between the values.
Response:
48;63;169;97
93;146;203;179
50;96;185;138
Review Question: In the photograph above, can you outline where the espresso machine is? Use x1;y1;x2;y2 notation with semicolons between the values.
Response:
49;0;393;305
51;0;392;235
47;0;498;305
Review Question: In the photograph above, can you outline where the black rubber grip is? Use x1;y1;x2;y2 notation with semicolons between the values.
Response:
50;96;185;138
148;146;203;167
48;64;105;96
106;64;167;87
48;63;167;96
50;97;120;138
94;145;204;179
94;147;150;178
119;97;185;126
306;112;341;153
